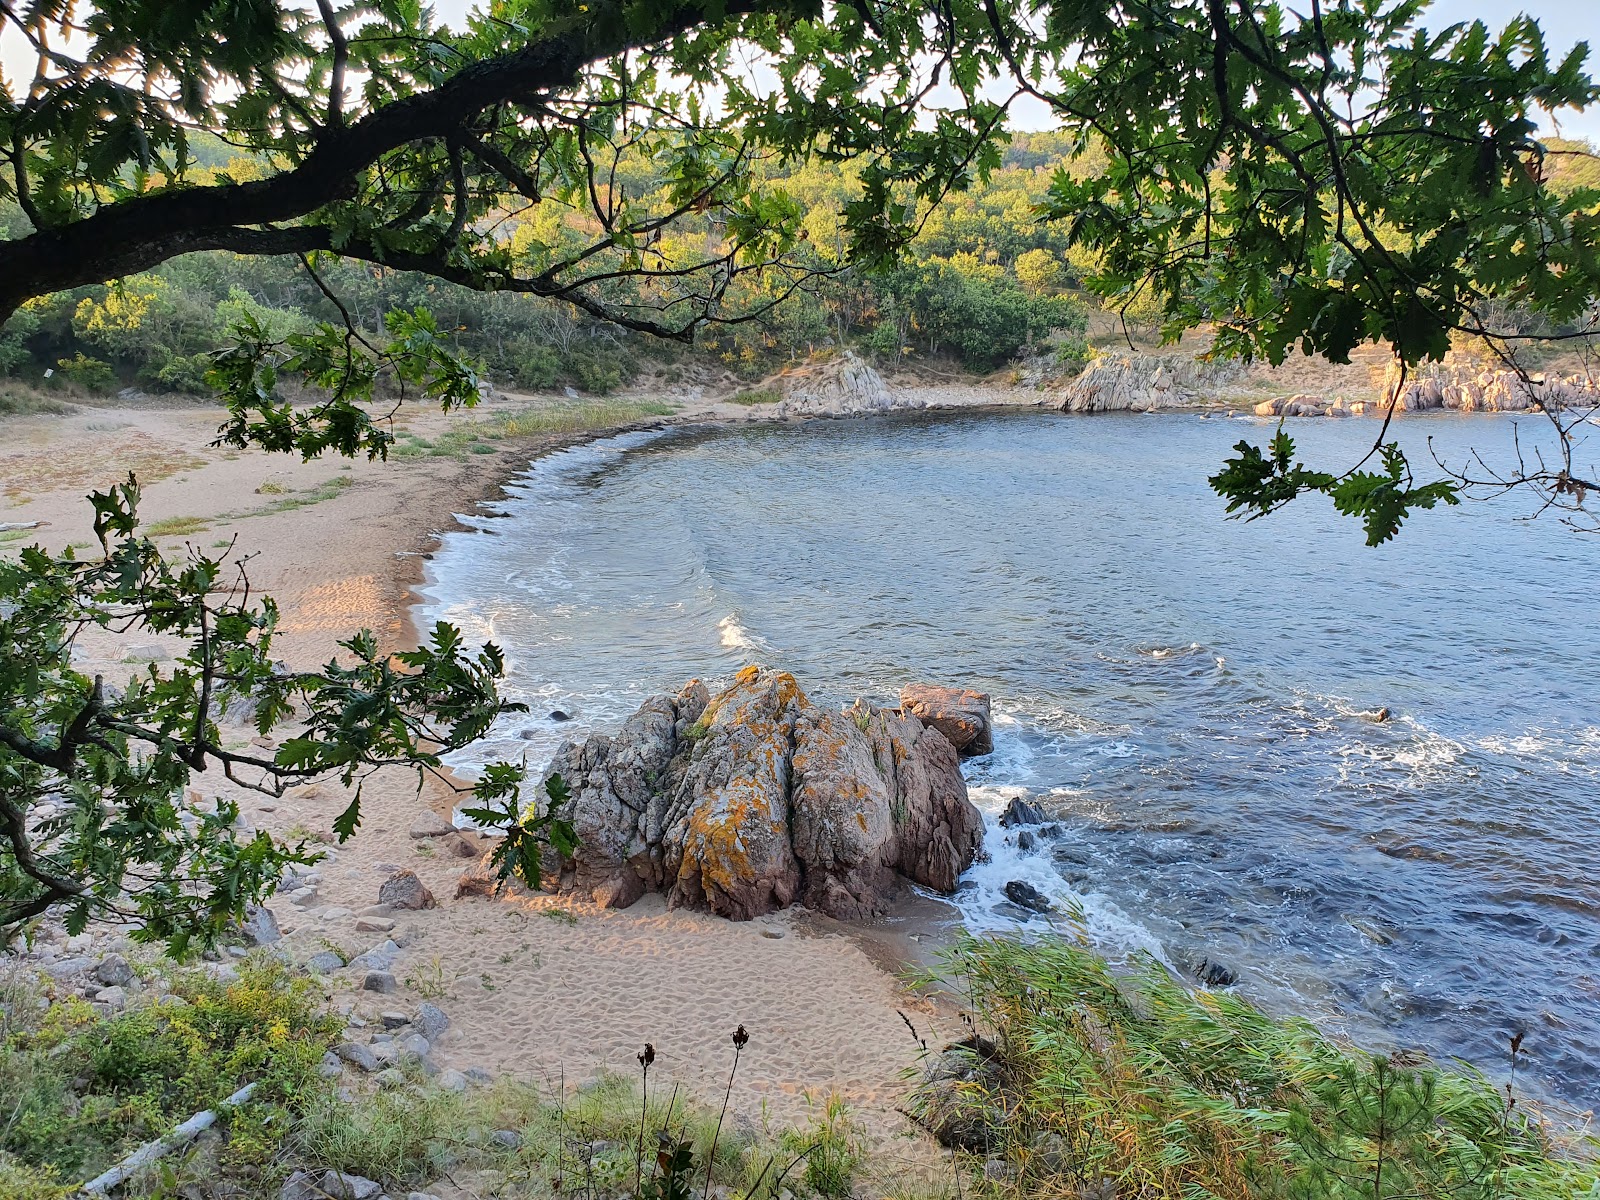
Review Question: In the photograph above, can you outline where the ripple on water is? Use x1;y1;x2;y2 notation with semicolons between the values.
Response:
419;412;1600;1107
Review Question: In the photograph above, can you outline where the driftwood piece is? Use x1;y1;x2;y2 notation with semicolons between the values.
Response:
79;1081;257;1195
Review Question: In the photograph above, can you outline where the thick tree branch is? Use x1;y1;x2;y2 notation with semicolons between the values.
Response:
0;0;769;324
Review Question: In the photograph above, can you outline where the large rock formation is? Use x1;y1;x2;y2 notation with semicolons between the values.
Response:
529;667;985;921
773;352;911;418
1053;354;1244;413
1258;363;1600;418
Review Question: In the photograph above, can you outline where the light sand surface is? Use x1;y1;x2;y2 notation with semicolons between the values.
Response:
0;390;966;1158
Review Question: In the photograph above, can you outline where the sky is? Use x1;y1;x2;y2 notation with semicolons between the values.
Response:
1;0;1595;140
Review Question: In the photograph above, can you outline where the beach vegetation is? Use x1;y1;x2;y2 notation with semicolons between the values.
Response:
143;514;210;537
909;934;1600;1200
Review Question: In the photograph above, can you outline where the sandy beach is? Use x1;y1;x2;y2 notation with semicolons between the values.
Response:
0;386;985;1163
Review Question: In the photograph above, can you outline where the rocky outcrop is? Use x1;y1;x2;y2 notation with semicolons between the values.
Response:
773;352;914;418
1054;353;1244;413
1258;364;1600;419
520;666;985;921
899;683;994;757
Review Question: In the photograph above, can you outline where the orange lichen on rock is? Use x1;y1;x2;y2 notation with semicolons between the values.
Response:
507;665;983;922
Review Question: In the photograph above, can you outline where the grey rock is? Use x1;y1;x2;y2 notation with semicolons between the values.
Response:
1194;958;1237;988
355;917;396;933
378;870;435;911
464;1066;493;1085
375;1068;407;1090
416;1001;449;1042
400;1033;431;1060
281;1170;320;1200
44;956;93;979
336;1042;380;1072
363;970;398;994
240;904;281;945
317;1170;383;1200
288;887;319;907
1003;880;1053;913
95;953;134;987
380;1011;411;1030
317;1060;343;1079
491;1129;522;1150
360;903;395;917
409;813;456;839
998;796;1046;828
407;1193;443;1200
121;642;167;663
436;1069;468;1093
1015;829;1037;852
306;951;344;974
94;985;128;1010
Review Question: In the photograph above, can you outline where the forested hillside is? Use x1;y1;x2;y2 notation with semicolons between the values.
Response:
0;133;1135;399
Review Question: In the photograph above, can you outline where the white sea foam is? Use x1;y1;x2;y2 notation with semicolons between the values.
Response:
951;784;1175;968
717;613;769;654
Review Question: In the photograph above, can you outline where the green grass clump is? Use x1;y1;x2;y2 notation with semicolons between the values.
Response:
0;959;340;1187
422;399;678;458
729;387;782;406
0;387;74;417
909;935;1600;1200
143;515;209;537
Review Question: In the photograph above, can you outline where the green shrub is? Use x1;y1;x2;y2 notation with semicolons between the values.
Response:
53;353;116;391
0;960;340;1183
911;935;1600;1200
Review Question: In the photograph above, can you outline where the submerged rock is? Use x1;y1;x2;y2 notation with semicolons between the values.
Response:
1193;958;1237;988
998;795;1046;828
486;667;984;921
1003;880;1053;913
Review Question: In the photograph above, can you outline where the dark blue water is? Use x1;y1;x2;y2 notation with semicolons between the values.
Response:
419;409;1600;1106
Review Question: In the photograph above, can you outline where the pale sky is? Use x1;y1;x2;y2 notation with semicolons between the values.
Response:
1;0;1595;142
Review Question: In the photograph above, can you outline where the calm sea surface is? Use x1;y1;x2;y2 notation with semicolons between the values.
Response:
418;409;1600;1106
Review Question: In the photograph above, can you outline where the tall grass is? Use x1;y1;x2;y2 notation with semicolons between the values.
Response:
908;935;1600;1200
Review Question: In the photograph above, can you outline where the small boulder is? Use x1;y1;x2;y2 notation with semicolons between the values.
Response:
335;1042;380;1072
899;683;994;757
409;812;457;839
416;1001;450;1043
436;1070;468;1094
1015;830;1036;852
378;870;436;911
550;710;572;722
491;1130;522;1150
240;904;281;945
94;985;128;1010
998;796;1046;828
380;1011;411;1030
1003;880;1053;913
305;951;344;974
355;916;396;933
362;970;398;994
95;953;134;987
281;1170;320;1200
400;1033;432;1060
1194;958;1237;988
317;1172;382;1200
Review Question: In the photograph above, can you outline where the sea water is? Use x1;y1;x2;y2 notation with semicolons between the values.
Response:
417;408;1600;1106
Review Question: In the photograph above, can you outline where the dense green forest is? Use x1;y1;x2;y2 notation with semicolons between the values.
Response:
0;132;1146;398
